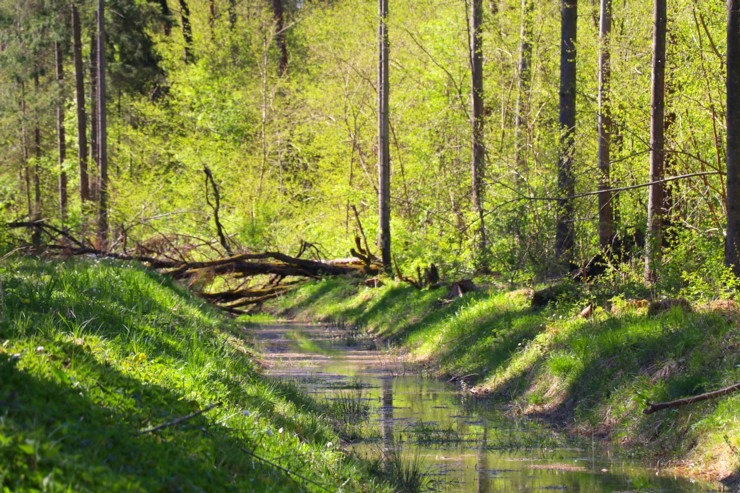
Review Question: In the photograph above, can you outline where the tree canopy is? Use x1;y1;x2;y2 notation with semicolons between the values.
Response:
0;0;734;291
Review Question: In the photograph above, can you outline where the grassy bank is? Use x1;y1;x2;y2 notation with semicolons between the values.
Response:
0;258;390;492
270;278;739;487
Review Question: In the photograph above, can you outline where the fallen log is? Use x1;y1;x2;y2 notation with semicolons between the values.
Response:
643;382;740;415
5;219;380;313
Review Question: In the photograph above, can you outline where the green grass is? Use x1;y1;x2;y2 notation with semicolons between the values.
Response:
269;278;739;484
0;258;391;493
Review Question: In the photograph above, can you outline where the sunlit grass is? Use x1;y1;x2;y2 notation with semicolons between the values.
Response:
0;257;391;492
271;277;739;482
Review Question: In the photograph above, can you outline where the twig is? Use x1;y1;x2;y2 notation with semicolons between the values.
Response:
239;447;332;492
643;383;740;415
139;402;222;433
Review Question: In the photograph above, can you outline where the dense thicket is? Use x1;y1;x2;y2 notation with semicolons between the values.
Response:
0;0;732;290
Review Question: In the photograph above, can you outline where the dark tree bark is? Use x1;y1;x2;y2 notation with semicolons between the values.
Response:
55;40;68;223
97;0;108;248
20;82;32;219
158;0;172;36
272;0;288;76
378;0;391;274
597;0;613;251
727;0;740;275
72;3;90;203
470;0;488;271
179;0;194;64
209;0;216;33
90;22;98;200
645;0;667;284
556;0;577;263
33;76;42;251
33;76;41;222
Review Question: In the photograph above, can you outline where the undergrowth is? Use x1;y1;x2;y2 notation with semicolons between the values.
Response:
0;258;391;492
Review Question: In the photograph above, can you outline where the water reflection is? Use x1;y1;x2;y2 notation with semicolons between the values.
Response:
248;323;718;493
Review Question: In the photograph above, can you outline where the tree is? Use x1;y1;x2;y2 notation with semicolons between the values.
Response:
96;0;108;247
71;2;90;203
378;0;391;274
726;0;740;275
644;0;667;284
556;0;577;264
55;37;67;222
272;0;288;76
597;0;613;251
179;0;194;64
470;0;488;271
514;0;533;173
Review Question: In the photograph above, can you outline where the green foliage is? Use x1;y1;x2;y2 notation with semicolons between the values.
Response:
0;0;735;283
0;258;391;492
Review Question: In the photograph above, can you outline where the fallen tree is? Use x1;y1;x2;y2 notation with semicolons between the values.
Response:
5;219;380;314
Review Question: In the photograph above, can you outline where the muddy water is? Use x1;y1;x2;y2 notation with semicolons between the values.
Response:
247;323;717;492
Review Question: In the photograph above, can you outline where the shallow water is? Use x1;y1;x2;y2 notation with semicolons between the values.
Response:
247;323;718;492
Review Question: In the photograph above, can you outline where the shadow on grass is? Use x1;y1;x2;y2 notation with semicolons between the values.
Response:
0;351;307;492
0;259;349;492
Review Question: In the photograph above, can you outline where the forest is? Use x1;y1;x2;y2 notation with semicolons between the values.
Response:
1;0;738;289
0;0;739;491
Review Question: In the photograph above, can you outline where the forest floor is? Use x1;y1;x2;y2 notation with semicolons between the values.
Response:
0;258;393;492
266;278;740;489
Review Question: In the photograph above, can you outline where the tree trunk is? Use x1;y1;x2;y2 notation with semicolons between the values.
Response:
645;0;667;284
378;0;391;274
471;0;488;272
33;76;42;251
158;0;172;36
179;0;194;64
556;0;577;264
727;0;740;275
55;40;68;223
514;0;533;173
20;82;32;219
72;3;90;203
272;0;288;76
90;22;98;201
97;0;109;248
597;0;613;251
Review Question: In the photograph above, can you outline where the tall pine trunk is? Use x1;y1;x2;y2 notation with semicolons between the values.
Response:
556;0;577;264
90;24;98;201
726;0;740;274
32;76;42;251
378;0;391;274
20;82;32;220
645;0;667;284
55;40;68;223
72;3;90;203
272;0;288;76
470;0;488;271
179;0;193;63
514;0;533;173
96;0;108;248
597;0;613;251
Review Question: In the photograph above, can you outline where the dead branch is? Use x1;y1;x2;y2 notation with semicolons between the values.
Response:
351;205;375;263
203;165;233;256
139;402;222;433
643;382;740;415
4;219;378;314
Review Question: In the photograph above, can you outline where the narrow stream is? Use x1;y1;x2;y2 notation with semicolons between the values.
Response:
246;323;718;492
